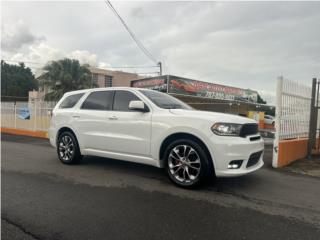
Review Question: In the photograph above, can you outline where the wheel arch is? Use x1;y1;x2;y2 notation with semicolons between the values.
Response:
159;132;215;173
56;126;78;145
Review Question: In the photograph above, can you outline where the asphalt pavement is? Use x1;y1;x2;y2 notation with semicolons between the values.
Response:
2;134;320;240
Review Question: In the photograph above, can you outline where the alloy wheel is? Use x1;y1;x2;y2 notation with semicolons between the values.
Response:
168;145;201;183
58;135;74;161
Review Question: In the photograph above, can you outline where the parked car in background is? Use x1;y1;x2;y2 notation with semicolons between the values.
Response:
49;88;264;188
264;115;275;126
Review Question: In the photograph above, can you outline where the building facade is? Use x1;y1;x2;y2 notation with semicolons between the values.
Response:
131;75;274;116
29;67;143;101
89;67;142;88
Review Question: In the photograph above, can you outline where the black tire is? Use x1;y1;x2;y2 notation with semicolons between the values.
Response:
57;131;82;164
164;139;213;189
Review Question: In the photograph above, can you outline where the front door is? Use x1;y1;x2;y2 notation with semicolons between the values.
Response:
106;90;152;157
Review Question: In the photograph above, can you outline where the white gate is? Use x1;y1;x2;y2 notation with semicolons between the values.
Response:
272;76;312;167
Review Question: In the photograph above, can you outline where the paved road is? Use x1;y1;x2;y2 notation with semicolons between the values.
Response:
2;134;320;240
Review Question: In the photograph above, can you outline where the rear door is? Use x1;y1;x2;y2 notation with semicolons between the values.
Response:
106;90;152;157
74;90;114;150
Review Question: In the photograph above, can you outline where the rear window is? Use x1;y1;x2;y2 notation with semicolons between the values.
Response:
81;91;114;110
59;93;84;109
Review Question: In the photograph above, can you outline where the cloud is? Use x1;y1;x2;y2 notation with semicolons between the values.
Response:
1;20;44;52
4;42;109;78
9;43;63;64
67;50;98;66
2;1;320;105
7;43;106;71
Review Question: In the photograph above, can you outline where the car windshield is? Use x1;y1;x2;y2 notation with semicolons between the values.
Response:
139;90;193;110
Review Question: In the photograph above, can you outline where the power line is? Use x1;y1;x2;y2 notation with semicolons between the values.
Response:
108;65;158;69
2;59;158;70
2;59;44;65
104;1;158;65
136;72;160;75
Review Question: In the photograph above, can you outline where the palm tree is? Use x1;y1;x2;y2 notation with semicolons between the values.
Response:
43;58;95;100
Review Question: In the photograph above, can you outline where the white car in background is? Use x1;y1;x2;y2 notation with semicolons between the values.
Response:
49;88;264;188
264;115;275;126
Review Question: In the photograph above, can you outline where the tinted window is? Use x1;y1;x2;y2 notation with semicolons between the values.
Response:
59;93;84;109
81;91;113;110
113;91;140;111
139;90;193;110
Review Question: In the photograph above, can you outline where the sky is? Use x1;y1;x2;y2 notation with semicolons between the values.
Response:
2;1;320;104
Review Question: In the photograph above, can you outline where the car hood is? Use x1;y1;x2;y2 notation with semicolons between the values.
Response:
169;109;257;125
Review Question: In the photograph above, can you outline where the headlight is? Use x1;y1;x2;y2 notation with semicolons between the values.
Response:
211;123;242;136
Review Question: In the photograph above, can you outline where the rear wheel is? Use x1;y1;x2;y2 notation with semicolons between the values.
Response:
57;131;82;164
164;139;212;188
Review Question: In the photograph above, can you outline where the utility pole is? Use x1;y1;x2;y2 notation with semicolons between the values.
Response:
158;62;162;76
307;78;318;158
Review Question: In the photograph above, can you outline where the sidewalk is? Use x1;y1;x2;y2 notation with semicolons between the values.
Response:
282;156;320;178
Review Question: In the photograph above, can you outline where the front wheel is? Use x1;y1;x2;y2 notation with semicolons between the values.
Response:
57;131;82;164
164;139;212;188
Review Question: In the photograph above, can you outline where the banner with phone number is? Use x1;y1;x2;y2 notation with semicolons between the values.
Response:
168;77;258;103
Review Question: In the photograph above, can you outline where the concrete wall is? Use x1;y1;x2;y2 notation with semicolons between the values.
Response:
277;139;308;167
89;67;143;88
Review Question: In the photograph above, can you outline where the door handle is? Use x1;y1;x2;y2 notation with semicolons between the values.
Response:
108;116;118;120
72;115;80;119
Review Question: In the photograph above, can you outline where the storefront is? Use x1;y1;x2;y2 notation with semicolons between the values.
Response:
131;75;275;118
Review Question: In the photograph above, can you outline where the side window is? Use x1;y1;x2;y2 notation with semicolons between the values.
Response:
81;91;113;110
113;90;140;111
59;93;84;109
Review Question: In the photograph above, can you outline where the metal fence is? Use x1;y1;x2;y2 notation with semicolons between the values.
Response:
272;76;320;167
1;101;56;131
274;76;312;141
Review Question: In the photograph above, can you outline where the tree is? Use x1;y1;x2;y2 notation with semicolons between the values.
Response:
257;94;266;104
1;60;38;100
42;58;95;100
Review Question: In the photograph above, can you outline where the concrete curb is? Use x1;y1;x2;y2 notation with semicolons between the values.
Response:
1;127;48;139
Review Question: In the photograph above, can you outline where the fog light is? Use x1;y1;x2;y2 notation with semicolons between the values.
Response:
228;160;243;169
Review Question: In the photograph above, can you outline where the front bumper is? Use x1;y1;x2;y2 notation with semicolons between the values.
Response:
208;134;264;177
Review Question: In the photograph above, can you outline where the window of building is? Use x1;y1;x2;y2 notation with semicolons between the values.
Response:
92;73;99;84
81;91;114;110
104;75;113;87
59;93;84;109
113;90;140;111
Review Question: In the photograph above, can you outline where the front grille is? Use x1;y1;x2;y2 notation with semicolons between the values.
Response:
246;151;263;168
240;123;259;137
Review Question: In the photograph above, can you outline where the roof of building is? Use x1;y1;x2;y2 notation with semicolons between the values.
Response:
88;67;141;77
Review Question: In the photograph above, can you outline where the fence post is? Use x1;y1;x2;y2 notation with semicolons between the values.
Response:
272;76;283;168
14;102;17;129
307;78;318;158
34;101;37;131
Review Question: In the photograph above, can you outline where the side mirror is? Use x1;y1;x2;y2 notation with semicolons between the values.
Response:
129;100;149;112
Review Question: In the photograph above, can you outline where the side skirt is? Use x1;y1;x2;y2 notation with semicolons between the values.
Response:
82;148;161;168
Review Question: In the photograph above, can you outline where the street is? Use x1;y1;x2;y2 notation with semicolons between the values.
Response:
2;133;320;240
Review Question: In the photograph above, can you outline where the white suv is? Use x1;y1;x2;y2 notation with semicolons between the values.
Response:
49;87;264;188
